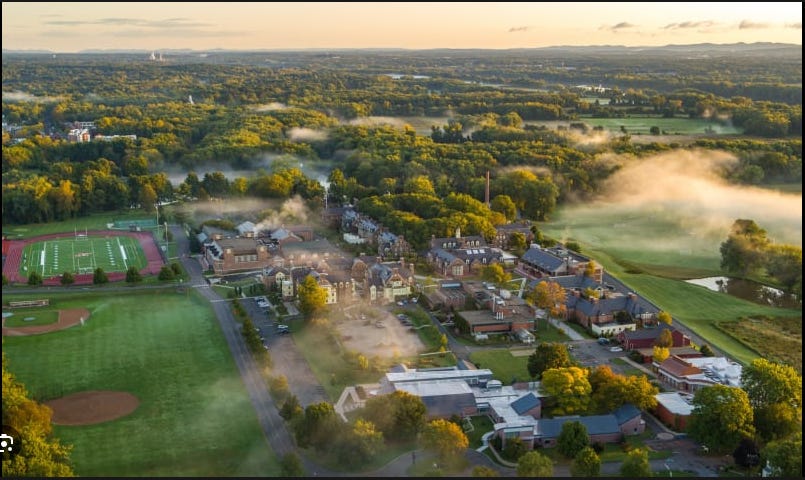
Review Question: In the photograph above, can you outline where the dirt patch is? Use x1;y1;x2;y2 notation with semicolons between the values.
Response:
46;391;139;426
2;308;90;336
334;306;425;358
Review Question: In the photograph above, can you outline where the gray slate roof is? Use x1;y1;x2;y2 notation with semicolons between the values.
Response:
511;392;542;415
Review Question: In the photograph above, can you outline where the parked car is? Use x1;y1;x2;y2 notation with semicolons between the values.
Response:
609;346;623;352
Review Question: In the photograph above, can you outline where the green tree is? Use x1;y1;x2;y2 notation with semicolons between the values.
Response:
541;367;592;415
699;344;714;357
2;274;8;286
481;263;511;286
2;354;75;476
490;195;517;221
502;436;528;461
420;418;469;464
60;271;74;286
657;311;672;325
297;274;327;317
125;266;142;283
688;384;755;453
27;271;43;286
732;437;761;476
158;265;175;281
762;432;802;478
508;231;527;255
335;419;384;467
558;421;589;459
570;446;601;477
279;394;303;421
517;450;554;477
294;402;339;451
92;267;108;285
654;328;673;348
279;452;305;477
620;448;652;477
361;390;426;441
740;358;802;442
471;465;501;477
527;342;572;380
720;219;769;276
170;261;182;276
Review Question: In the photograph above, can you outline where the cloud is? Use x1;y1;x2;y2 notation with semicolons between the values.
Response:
785;22;802;29
663;20;717;30
508;26;530;33
44;17;212;28
739;20;770;29
110;28;242;38
251;102;288;112
600;22;638;33
287;127;329;142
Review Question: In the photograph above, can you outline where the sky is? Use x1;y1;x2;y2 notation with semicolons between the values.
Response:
2;2;802;52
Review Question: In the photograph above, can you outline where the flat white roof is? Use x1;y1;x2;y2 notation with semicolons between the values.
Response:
394;380;473;397
385;368;494;383
655;392;694;415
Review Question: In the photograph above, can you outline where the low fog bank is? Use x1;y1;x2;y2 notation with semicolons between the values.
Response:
549;149;801;263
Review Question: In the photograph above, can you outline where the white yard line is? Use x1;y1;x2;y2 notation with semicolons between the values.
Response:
118;237;128;270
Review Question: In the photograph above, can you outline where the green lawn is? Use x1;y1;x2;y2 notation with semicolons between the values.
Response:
2;308;60;327
3;210;159;238
2;290;278;477
469;349;531;385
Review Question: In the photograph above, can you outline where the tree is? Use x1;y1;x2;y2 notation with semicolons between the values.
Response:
558;421;589;459
27;271;43;286
170;261;182;276
335;419;384;467
2;354;75;476
296;274;327;317
570;446;601;477
279;394;303;421
502;436;528;462
92;267;108;285
688;384;755;453
740;358;802;442
657;311;672;325
620;448;652;477
60;271;74;286
420;418;468;464
732;437;761;475
125;266;142;283
654;328;673;348
517;450;554;477
653;346;670;363
541;367;592;415
508;231;527;255
139;184;157;213
526;281;567;321
361;390;426;441
158;265;175;281
481;263;510;286
294;402;339;451
583;260;598;278
490;195;517;221
650;125;660;135
699;344;714;357
279;452;305;477
527;342;572;380
471;465;500;477
740;358;802;411
720;219;769;276
2;274;8;286
762;432;802;478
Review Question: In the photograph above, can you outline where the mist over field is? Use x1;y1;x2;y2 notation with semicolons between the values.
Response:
544;149;802;272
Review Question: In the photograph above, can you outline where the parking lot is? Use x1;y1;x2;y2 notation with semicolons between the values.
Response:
239;296;328;408
569;339;638;375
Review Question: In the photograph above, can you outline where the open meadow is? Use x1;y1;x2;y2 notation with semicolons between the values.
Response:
2;290;278;476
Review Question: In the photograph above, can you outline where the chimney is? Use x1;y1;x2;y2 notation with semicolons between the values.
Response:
485;170;490;206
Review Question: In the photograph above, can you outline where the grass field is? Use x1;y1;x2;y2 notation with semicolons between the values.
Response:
717;316;802;374
539;222;801;368
19;235;147;277
468;349;531;385
2;290;278;477
3;211;158;239
2;309;59;327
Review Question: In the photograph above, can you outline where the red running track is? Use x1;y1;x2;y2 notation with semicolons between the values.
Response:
2;230;163;286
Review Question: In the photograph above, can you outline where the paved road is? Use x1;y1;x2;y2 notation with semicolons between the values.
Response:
170;225;336;476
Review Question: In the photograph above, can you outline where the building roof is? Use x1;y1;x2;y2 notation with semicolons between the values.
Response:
393;379;473;398
622;323;677;341
511;392;542;415
236;221;256;235
655;392;694;416
522;246;565;272
658;355;702;378
384;366;494;385
536;414;621;438
613;403;641;425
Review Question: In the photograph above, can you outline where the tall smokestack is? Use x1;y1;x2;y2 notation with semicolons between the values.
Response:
485;171;490;206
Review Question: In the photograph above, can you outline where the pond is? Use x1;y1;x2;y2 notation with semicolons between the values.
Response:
685;276;801;309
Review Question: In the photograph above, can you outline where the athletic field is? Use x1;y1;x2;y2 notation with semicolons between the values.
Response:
19;235;147;277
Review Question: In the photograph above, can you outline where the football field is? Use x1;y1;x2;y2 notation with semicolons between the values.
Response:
19;235;147;277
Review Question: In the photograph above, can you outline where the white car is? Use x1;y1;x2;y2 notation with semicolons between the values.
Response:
609;346;623;353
